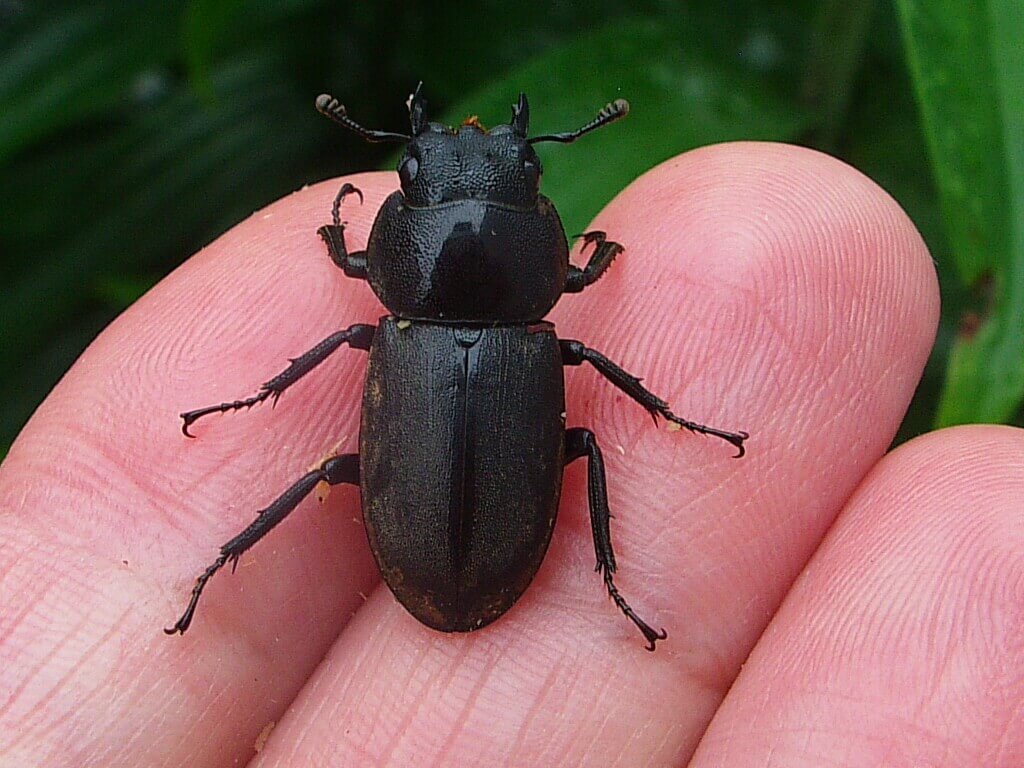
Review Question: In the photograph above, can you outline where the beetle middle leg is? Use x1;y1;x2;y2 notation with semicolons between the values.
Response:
564;427;666;651
564;231;624;293
316;182;368;279
560;339;748;457
164;453;360;635
180;322;375;436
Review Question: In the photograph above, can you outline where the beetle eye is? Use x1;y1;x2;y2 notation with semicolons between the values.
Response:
523;158;540;181
399;156;419;187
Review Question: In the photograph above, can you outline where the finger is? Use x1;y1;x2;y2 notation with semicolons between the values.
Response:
0;173;393;766
249;142;940;766
691;425;1024;766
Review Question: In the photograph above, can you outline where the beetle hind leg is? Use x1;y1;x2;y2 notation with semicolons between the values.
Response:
164;453;359;635
564;427;667;651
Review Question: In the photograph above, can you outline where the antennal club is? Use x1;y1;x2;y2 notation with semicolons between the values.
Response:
315;93;411;143
529;98;630;144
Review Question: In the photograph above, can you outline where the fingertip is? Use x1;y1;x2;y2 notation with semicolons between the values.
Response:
693;423;1024;766
561;141;939;475
594;141;938;327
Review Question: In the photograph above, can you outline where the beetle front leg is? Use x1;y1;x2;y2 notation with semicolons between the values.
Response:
560;339;748;457
165;453;360;635
564;231;624;293
565;427;666;651
181;323;375;436
316;182;368;279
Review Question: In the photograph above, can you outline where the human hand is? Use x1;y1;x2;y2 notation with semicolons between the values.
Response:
2;143;1020;766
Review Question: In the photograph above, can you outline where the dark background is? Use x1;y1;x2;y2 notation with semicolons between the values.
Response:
2;0;1021;453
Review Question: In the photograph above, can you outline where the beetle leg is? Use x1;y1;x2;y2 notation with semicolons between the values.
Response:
564;231;624;293
180;323;375;437
564;427;666;651
164;453;360;635
317;183;368;279
559;339;748;458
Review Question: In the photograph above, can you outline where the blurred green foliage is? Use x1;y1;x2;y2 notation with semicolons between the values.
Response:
1;0;1021;452
895;0;1024;425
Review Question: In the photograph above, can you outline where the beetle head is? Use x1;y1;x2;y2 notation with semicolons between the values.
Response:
316;86;629;209
395;90;544;208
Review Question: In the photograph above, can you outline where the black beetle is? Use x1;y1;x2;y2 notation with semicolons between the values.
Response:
165;85;747;650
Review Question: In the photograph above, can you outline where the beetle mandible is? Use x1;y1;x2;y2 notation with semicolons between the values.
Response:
165;85;748;650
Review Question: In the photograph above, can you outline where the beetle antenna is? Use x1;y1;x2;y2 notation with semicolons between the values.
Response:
315;93;411;143
528;98;630;144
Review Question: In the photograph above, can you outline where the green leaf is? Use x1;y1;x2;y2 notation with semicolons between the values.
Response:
183;0;248;97
931;0;1024;425
93;274;162;309
439;19;810;235
0;57;318;380
895;0;1011;286
802;0;879;148
383;1;627;102
0;2;180;163
896;1;1024;425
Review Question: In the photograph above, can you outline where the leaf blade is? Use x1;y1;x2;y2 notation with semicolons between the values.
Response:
896;0;1024;425
894;0;1010;285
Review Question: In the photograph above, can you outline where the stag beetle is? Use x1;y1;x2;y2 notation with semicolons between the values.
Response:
165;85;747;650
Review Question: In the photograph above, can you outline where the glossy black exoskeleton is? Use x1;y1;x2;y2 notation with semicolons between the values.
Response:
165;85;747;650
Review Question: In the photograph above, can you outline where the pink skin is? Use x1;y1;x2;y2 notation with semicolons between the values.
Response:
690;425;1024;767
0;141;1015;767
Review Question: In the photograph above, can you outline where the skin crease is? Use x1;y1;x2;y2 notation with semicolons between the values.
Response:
0;140;1018;767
